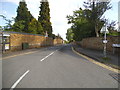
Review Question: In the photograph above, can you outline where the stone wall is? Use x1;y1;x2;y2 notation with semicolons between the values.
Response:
9;32;63;51
77;36;120;52
53;38;63;45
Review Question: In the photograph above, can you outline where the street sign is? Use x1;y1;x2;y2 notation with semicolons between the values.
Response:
103;40;108;44
5;44;9;50
100;25;109;34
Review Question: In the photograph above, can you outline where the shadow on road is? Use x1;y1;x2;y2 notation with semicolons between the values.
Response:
58;44;87;61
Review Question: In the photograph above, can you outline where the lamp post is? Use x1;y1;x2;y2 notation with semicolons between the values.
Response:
100;24;109;58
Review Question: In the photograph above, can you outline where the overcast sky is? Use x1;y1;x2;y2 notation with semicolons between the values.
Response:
0;0;119;40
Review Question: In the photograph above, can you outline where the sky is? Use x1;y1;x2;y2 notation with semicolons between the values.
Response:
118;1;120;31
0;0;119;40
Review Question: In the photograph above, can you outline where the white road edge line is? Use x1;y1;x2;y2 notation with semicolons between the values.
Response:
10;70;30;90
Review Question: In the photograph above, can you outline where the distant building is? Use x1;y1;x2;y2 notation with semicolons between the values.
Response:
118;1;120;31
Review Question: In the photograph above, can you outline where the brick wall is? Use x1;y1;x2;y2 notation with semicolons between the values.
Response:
9;32;63;51
77;36;120;52
53;38;63;45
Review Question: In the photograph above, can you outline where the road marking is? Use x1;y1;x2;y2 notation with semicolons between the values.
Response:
72;47;120;74
40;52;55;61
3;47;61;60
40;49;60;62
10;70;30;89
55;49;59;52
3;51;38;60
40;52;54;61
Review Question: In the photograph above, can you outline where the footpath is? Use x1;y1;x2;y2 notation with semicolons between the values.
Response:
73;44;120;70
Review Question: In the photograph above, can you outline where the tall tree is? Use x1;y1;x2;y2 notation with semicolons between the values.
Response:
12;20;25;32
66;28;74;42
67;8;96;41
15;0;33;32
28;18;43;34
67;0;112;41
83;0;112;37
38;0;52;37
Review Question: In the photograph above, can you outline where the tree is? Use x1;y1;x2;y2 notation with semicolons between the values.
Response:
15;0;33;32
0;26;3;31
66;28;74;42
107;20;117;32
56;33;62;39
12;20;25;32
38;0;52;37
67;8;96;41
0;15;13;30
51;34;56;39
83;0;112;37
28;18;43;34
36;20;44;35
66;0;112;41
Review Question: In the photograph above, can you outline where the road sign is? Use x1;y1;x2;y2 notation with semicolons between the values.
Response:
103;40;108;44
5;44;9;50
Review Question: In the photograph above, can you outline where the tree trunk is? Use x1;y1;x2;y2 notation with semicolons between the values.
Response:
95;25;100;37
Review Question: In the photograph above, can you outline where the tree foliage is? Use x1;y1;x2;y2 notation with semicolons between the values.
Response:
66;28;74;42
0;15;13;30
51;34;56;39
15;0;33;32
67;8;96;41
56;33;62;39
106;20;117;32
28;18;43;34
66;0;112;41
0;0;55;37
38;0;52;37
83;0;112;37
12;20;25;32
0;26;3;31
1;0;53;37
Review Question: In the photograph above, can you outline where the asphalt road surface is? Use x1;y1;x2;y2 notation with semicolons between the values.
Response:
2;44;119;88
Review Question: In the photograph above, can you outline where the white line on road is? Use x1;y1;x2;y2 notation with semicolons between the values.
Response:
40;49;60;62
40;52;55;61
10;70;30;90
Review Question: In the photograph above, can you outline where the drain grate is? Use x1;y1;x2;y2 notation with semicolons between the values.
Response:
109;73;120;83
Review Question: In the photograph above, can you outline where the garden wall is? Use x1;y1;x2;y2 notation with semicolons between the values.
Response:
77;36;120;52
7;32;63;51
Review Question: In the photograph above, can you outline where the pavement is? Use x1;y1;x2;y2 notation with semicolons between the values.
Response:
2;44;120;89
73;44;120;70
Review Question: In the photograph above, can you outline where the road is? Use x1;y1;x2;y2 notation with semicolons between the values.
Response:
2;44;119;88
